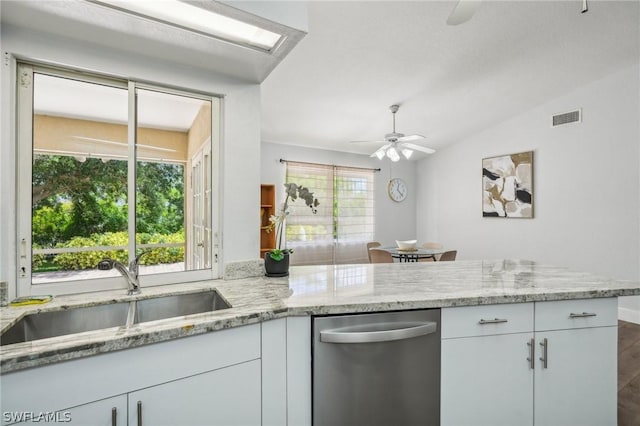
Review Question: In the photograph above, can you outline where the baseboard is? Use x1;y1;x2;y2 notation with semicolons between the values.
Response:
618;307;640;325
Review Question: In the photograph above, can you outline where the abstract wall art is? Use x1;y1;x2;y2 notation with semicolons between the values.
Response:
482;151;533;218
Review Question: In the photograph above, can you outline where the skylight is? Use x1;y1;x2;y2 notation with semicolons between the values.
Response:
92;0;283;52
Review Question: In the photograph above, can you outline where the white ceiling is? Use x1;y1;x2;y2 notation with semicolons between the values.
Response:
261;0;640;158
3;1;639;158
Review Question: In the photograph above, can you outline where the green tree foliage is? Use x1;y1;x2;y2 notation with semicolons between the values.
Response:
32;202;73;246
136;161;184;234
32;155;185;260
33;155;129;239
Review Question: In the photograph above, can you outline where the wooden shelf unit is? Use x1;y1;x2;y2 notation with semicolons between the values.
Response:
260;184;276;257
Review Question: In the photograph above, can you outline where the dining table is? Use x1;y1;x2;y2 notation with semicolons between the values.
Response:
373;246;446;262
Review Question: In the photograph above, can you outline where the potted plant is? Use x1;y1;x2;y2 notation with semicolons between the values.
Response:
264;182;319;277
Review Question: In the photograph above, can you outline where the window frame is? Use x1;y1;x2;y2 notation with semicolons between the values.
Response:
285;161;375;265
16;62;222;296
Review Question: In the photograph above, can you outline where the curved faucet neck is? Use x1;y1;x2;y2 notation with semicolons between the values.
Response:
111;261;140;295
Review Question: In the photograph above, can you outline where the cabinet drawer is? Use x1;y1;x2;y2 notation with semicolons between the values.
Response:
535;298;617;331
442;303;533;339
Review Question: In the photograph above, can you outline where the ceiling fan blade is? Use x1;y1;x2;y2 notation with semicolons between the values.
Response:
397;134;426;143
369;143;391;157
402;142;436;155
350;140;388;144
447;0;482;26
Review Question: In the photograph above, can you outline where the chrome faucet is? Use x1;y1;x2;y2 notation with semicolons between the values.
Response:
97;252;147;295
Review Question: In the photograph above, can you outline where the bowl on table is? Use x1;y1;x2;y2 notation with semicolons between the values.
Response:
395;239;417;251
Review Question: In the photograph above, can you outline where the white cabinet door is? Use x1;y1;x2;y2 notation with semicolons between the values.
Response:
6;395;127;426
128;359;261;426
534;326;617;426
65;396;127;426
441;332;534;426
262;318;287;426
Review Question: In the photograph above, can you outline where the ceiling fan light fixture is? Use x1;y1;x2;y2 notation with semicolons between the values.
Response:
386;146;400;162
401;148;414;159
352;104;434;161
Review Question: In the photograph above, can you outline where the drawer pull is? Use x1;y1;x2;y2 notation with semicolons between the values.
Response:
539;338;548;369
478;318;508;325
527;338;535;370
569;312;597;318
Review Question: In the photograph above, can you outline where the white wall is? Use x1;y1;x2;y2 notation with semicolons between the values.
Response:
261;142;417;247
416;64;640;322
0;25;261;299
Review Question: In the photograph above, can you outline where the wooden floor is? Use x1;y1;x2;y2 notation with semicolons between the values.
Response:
618;320;640;426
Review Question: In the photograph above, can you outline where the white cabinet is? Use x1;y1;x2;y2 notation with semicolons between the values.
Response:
64;396;127;426
1;324;261;426
534;299;618;426
441;303;534;426
6;395;127;426
285;317;312;426
128;360;261;426
442;333;534;426
441;298;618;426
1;319;308;426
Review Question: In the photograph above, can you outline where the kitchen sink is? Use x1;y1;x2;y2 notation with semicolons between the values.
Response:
0;290;231;346
0;302;130;346
133;291;231;323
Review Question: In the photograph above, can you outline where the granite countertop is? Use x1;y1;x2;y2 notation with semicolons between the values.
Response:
2;260;639;373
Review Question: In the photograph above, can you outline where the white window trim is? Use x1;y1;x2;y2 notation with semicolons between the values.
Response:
16;62;222;296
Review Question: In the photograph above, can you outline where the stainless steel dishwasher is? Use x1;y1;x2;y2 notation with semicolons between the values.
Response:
313;309;440;426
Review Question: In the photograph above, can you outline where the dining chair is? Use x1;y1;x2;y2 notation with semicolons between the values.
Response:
369;249;394;263
439;250;457;261
366;241;382;263
419;242;443;262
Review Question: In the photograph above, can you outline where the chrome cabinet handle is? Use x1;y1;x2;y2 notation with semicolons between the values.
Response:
569;312;597;318
527;338;535;370
539;338;548;369
137;401;142;426
478;318;508;325
320;321;437;344
112;408;117;426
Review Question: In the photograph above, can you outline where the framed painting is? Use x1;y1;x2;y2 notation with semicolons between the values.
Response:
482;151;533;218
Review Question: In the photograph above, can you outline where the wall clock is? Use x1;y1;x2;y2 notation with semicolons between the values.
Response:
388;178;408;202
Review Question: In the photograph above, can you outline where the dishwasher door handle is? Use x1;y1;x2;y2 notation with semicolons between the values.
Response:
320;321;437;344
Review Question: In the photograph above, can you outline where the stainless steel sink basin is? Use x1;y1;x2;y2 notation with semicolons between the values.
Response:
134;291;230;323
0;290;231;346
0;302;130;346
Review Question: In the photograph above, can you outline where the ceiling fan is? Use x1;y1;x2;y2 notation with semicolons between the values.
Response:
351;104;435;162
446;0;588;26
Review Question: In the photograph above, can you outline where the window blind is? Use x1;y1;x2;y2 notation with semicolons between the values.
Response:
285;161;374;265
335;166;375;264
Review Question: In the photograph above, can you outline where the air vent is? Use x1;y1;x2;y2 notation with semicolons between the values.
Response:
552;109;581;127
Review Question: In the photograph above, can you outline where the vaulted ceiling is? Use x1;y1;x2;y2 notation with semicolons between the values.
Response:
261;1;639;158
3;1;638;160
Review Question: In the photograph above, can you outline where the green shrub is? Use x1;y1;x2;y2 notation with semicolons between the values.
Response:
53;231;184;270
32;243;47;270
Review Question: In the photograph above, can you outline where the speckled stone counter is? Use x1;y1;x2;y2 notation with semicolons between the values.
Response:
2;260;639;373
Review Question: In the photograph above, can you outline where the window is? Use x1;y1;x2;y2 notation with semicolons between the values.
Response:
285;161;375;265
17;63;221;295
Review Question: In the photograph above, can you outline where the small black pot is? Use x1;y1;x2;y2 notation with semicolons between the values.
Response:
264;252;290;277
